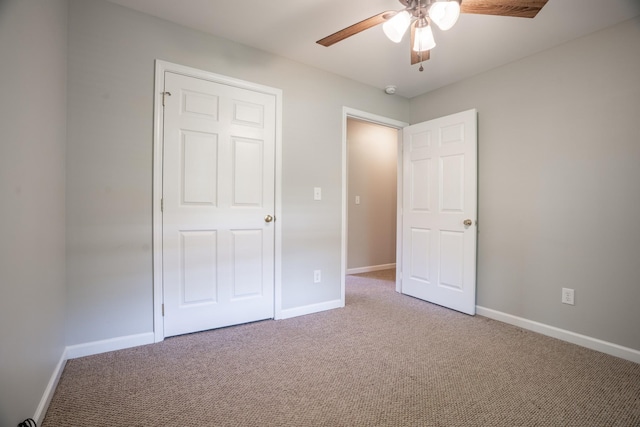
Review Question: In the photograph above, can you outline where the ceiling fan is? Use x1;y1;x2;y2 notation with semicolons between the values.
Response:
317;0;549;70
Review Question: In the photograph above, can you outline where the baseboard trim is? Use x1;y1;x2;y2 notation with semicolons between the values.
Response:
476;306;640;364
36;333;155;422
346;263;396;275
33;348;67;425
277;299;344;320
65;332;155;360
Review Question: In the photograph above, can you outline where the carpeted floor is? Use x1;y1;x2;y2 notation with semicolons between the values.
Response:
43;270;640;426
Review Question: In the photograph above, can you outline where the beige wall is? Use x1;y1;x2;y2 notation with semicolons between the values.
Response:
409;16;640;351
347;119;398;271
0;0;68;424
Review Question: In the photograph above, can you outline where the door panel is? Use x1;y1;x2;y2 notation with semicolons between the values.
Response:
402;109;477;315
182;131;218;205
163;71;276;337
411;158;431;211
440;154;465;212
181;231;217;303
232;138;263;205
410;227;431;282
231;229;264;298
438;230;464;290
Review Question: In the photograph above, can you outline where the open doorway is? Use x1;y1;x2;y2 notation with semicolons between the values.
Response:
346;118;398;274
341;107;408;297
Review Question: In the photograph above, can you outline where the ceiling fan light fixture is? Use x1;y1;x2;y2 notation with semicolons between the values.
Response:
429;0;461;31
412;20;436;52
382;10;411;43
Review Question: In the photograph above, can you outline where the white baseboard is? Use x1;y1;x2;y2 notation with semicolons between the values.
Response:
65;332;155;360
34;348;67;425
35;332;155;423
277;299;344;320
476;306;640;364
346;263;396;275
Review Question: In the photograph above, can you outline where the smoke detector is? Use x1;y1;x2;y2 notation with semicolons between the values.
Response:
384;85;397;95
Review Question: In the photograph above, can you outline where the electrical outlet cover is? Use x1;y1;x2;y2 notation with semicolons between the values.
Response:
562;288;575;305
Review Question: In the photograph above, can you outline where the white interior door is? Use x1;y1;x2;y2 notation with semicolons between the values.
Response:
401;109;477;315
162;71;276;337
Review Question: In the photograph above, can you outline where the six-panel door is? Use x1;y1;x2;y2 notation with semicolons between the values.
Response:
162;72;276;337
401;109;477;315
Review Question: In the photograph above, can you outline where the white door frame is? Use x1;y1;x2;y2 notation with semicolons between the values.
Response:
153;60;283;342
341;107;409;297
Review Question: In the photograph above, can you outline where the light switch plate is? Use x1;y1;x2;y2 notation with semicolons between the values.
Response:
314;187;322;201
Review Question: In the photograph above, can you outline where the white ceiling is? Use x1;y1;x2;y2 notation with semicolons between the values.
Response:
105;0;640;98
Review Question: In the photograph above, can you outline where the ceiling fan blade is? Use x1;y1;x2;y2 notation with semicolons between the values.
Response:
460;0;549;18
410;21;430;65
316;11;394;47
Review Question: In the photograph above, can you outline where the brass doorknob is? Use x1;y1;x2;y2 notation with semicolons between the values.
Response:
264;215;274;223
463;219;473;227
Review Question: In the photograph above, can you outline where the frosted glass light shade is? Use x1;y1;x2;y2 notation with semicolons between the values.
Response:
429;0;460;31
412;24;436;52
383;11;411;43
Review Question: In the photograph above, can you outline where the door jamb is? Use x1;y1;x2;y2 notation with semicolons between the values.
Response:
341;107;409;297
153;60;283;343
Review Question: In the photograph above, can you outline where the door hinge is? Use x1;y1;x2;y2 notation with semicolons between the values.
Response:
162;304;164;316
161;91;171;106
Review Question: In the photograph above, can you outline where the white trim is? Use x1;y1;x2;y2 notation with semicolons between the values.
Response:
278;299;344;320
346;263;396;275
152;61;165;343
153;60;283;336
341;112;348;313
33;348;67;425
343;108;409;129
395;129;404;293
341;107;409;302
477;306;640;364
273;78;284;321
35;333;155;422
65;332;155;360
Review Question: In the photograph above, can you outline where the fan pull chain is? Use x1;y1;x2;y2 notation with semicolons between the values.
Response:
417;27;425;72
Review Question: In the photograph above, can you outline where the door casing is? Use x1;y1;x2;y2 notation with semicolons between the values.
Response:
153;60;283;342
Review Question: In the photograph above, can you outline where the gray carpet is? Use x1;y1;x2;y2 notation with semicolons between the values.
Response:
43;270;640;426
